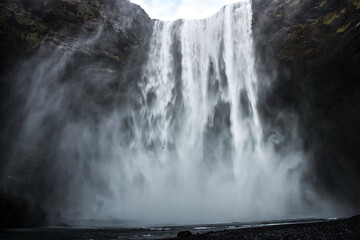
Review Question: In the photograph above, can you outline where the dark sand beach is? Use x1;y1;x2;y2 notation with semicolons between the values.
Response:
1;215;360;240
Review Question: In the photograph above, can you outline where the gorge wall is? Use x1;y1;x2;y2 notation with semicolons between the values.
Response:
252;0;360;212
0;0;154;225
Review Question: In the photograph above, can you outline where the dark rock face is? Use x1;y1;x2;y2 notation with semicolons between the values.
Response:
0;0;153;75
177;230;193;238
0;0;153;124
0;0;153;225
252;0;360;211
0;193;46;228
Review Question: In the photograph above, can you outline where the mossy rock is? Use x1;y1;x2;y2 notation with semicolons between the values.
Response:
321;8;346;25
336;20;353;33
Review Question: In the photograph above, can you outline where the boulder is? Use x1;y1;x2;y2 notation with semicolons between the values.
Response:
177;230;193;238
0;193;46;228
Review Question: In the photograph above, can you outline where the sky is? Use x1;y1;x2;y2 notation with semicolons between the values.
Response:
130;0;241;21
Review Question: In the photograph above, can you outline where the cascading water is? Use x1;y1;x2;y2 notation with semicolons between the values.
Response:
2;0;331;226
130;1;308;224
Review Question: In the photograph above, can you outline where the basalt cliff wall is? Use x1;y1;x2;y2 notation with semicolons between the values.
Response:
0;0;154;227
252;0;360;211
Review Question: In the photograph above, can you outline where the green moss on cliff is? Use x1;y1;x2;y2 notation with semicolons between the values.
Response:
286;24;306;40
0;0;103;53
28;20;48;33
336;21;353;33
315;0;327;9
77;5;96;22
25;33;41;47
271;3;284;18
322;8;346;25
351;0;360;9
0;3;51;51
102;50;120;63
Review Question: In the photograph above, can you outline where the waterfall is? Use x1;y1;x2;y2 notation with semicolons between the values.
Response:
2;0;330;226
130;1;306;224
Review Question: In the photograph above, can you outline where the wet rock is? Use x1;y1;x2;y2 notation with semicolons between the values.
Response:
0;1;154;207
0;193;46;228
252;0;360;211
0;0;154;76
177;230;193;238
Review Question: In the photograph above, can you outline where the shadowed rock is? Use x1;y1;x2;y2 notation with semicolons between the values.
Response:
0;193;46;228
177;230;193;238
252;0;360;212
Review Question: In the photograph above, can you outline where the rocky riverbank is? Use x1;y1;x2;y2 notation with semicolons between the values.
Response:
175;215;360;240
1;215;360;240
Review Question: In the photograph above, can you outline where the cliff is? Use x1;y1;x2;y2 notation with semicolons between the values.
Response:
0;0;153;72
0;0;153;228
252;0;360;210
0;0;153;119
